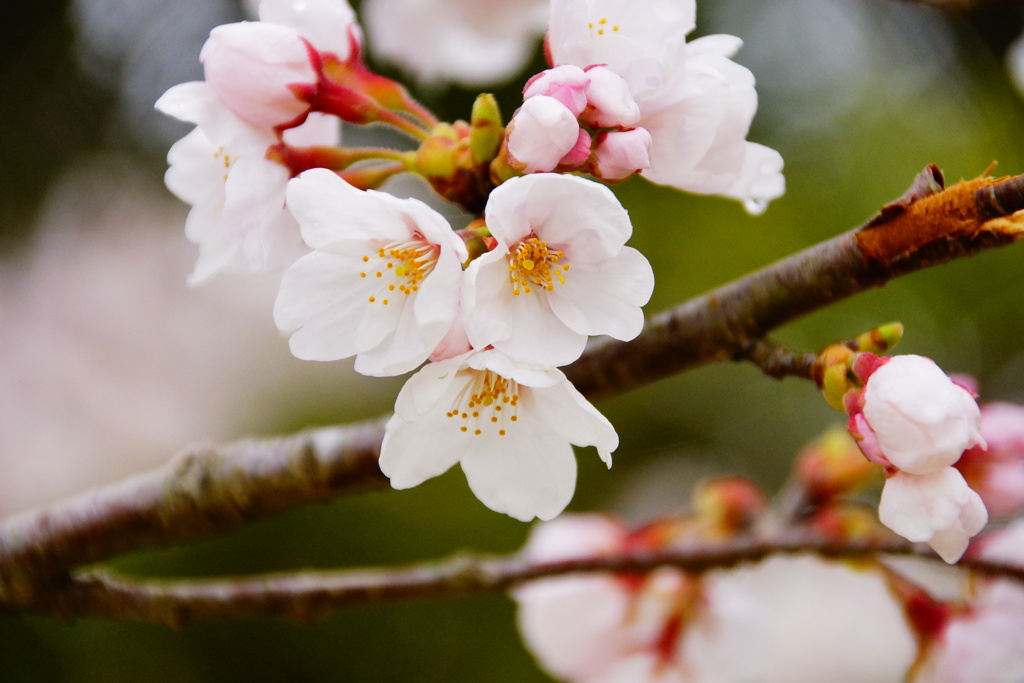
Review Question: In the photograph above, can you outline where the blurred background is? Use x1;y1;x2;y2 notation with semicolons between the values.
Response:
3;0;1024;680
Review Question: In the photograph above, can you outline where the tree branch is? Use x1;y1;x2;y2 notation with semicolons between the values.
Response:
2;167;1023;611
10;536;1024;626
566;168;1024;398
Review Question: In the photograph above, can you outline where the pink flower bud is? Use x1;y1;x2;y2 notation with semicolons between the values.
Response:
523;65;590;117
201;21;316;129
591;128;652;181
861;355;985;475
581;65;641;128
506;96;582;173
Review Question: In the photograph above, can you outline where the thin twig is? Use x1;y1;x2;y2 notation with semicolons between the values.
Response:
9;536;1023;626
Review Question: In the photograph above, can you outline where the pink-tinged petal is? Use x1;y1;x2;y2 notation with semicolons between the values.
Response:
547;246;652;341
864;355;984;475
531;378;618;466
507;96;582;173
285;169;413;247
281;111;341;147
582;66;640;128
201;22;315;129
524;65;590;116
429;317;472;363
379;413;467;489
460;408;578;521
259;0;359;59
591;128;652;181
557;128;593;169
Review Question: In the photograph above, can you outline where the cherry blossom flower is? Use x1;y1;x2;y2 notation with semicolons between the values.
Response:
362;0;547;88
273;168;466;376
845;355;988;562
912;519;1024;682
201;0;360;129
513;515;691;682
542;0;785;213
156;82;339;283
956;402;1024;517
379;350;618;521
463;173;654;367
514;515;916;683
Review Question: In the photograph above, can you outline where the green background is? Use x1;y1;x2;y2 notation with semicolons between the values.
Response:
3;0;1024;680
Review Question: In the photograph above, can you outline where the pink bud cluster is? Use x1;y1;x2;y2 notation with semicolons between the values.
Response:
508;65;652;181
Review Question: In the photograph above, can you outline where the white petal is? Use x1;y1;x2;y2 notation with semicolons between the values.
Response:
547;246;653;340
379;413;466;489
260;0;360;59
532;378;618;466
460;416;578;521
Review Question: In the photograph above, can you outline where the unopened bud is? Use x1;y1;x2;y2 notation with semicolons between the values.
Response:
469;94;504;166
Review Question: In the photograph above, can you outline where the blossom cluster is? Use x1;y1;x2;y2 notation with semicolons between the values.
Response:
156;0;784;521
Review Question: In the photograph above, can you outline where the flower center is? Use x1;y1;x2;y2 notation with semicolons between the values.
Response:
445;370;520;437
587;17;621;37
359;236;439;305
509;237;569;296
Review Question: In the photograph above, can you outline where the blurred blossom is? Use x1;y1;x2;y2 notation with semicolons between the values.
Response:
0;157;383;515
515;516;917;683
72;0;242;151
363;0;547;88
957;402;1024;517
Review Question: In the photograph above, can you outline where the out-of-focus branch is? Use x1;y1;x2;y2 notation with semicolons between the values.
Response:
10;536;1024;626
1;166;1023;611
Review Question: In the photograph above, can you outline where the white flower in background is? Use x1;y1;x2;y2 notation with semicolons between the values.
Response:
362;0;547;88
379;350;618;521
463;173;654;367
544;0;784;213
202;0;360;129
879;468;988;564
859;355;985;475
912;519;1024;682
514;516;917;683
274;168;467;376
514;515;691;682
156;82;339;283
681;555;916;683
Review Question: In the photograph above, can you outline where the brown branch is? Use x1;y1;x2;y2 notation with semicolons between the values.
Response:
1;166;1023;610
11;536;1024;626
0;416;389;606
566;168;1024;398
